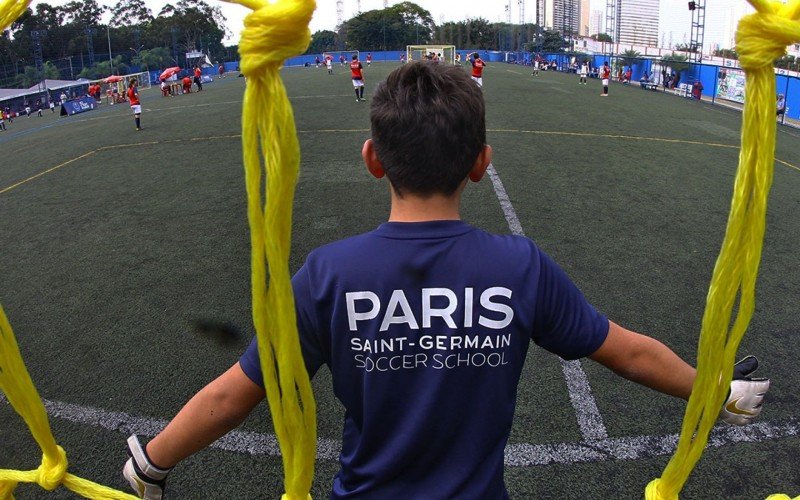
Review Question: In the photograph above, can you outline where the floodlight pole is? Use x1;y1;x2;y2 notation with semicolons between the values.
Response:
107;27;113;71
688;0;705;62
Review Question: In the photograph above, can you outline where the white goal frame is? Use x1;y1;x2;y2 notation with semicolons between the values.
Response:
406;45;456;64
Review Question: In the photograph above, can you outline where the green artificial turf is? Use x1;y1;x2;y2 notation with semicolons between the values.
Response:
1;63;798;499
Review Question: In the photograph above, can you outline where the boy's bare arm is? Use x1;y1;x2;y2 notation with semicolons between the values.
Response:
588;321;696;400
145;363;266;469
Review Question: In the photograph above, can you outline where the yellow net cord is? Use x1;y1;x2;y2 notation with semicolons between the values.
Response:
219;0;317;498
645;1;800;499
0;0;797;497
0;305;139;499
0;0;317;498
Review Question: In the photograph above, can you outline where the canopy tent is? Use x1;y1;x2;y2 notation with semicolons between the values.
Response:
31;79;90;91
0;78;91;106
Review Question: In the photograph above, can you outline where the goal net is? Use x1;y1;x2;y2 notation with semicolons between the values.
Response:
322;50;360;64
125;71;152;90
406;45;456;64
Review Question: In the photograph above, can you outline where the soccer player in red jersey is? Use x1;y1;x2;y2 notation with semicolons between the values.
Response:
600;61;611;96
470;52;487;88
350;54;365;102
366;52;372;66
193;66;203;91
127;78;142;131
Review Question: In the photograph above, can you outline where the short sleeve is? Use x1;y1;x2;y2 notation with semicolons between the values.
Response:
531;250;609;360
239;264;326;388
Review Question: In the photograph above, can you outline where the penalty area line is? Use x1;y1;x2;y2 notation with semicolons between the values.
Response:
0;135;242;195
1;394;796;466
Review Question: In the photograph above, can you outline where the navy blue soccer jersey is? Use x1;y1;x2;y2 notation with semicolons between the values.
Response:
239;220;608;499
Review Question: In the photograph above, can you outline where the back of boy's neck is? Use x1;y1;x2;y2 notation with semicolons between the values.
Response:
388;193;461;222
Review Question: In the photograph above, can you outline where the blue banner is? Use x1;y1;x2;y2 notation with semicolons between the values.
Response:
61;96;97;116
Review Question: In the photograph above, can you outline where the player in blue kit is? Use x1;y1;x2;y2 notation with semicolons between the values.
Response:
122;63;770;499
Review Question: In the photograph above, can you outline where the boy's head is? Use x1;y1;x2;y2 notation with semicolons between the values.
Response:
352;54;358;60
367;62;487;198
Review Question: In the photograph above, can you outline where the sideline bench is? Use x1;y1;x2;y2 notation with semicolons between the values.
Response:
640;81;659;91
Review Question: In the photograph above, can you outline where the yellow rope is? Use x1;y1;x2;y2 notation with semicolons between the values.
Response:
645;1;800;499
0;305;138;499
0;0;317;498
217;0;317;498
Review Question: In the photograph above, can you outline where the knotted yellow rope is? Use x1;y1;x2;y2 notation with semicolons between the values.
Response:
0;0;317;498
645;1;800;499
0;305;138;499
219;0;317;498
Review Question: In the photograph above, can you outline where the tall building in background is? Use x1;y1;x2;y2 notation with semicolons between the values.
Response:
547;0;586;35
580;0;590;36
616;0;659;46
590;9;603;35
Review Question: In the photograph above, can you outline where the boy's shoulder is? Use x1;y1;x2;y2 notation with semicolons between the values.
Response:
305;222;540;268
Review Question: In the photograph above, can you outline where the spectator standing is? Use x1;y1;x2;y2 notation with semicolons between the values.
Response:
777;94;787;117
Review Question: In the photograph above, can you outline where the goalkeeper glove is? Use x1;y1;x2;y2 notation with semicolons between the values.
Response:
719;355;770;426
122;434;172;500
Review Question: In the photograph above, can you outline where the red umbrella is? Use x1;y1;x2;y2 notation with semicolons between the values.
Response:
104;75;123;83
159;67;181;81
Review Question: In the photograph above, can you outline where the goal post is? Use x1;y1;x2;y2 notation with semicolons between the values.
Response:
126;71;152;90
322;50;360;64
406;45;456;64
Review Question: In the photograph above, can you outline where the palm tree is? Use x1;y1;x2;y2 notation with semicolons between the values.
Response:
620;49;642;71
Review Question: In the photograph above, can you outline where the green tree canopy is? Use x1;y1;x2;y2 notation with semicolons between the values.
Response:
307;30;340;54
713;48;738;59
661;53;690;73
77;55;130;79
620;49;642;69
132;47;173;70
340;2;434;50
540;29;568;52
110;0;153;27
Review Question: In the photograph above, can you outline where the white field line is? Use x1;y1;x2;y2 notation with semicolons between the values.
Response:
486;163;608;441
2;395;796;466
2;163;793;467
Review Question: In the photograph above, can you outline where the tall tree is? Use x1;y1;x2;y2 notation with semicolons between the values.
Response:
661;53;690;73
540;29;568;52
132;47;173;70
61;0;106;26
464;18;494;49
341;2;433;50
307;30;340;54
620;49;642;69
110;0;153;27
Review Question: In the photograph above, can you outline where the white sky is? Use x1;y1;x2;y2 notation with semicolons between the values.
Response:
29;0;750;50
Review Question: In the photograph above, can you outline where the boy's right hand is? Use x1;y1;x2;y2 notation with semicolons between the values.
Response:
719;356;770;425
122;435;172;499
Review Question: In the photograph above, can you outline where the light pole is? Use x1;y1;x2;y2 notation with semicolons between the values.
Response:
106;26;113;72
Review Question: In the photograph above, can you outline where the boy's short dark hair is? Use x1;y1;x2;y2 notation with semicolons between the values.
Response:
352;54;358;60
369;62;486;197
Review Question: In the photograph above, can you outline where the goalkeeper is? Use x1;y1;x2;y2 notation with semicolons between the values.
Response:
122;62;770;499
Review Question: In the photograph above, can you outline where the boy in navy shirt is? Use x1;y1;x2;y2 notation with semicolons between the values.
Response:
123;63;769;499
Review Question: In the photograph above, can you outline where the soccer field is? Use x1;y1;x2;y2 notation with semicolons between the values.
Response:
1;63;799;499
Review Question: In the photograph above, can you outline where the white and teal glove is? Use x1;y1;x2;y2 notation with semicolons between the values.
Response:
719;356;770;425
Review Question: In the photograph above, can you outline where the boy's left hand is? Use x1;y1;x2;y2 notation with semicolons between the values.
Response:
719;356;770;425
